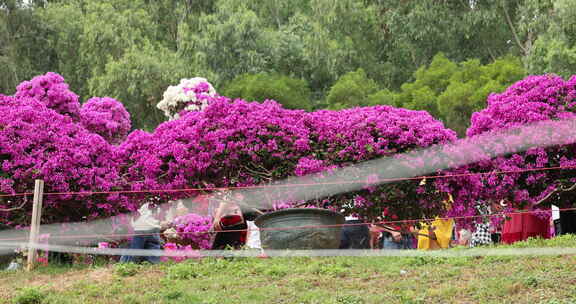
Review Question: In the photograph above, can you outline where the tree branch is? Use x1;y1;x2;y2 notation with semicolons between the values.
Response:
501;0;527;55
533;182;576;206
0;200;27;212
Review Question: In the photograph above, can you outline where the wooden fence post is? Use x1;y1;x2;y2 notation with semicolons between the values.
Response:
27;179;44;271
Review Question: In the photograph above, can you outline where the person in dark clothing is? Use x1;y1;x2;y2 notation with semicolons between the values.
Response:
559;210;576;235
339;216;370;249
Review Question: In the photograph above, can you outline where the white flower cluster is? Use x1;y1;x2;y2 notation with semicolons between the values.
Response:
157;77;217;120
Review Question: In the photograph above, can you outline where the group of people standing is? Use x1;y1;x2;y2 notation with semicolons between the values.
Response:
339;216;456;251
339;199;562;251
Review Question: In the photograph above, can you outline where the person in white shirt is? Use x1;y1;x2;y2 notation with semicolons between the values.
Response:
120;202;163;264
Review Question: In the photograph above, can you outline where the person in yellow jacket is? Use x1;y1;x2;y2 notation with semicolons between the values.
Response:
417;192;456;250
417;218;454;250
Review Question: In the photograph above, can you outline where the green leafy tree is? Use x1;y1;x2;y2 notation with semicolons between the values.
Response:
376;0;521;88
182;1;270;84
222;73;312;111
38;0;87;95
0;8;18;94
370;54;458;118
0;0;57;94
520;0;576;78
79;0;156;78
264;1;386;97
325;68;379;109
369;53;525;136
438;56;526;135
88;43;211;131
3;0;535;128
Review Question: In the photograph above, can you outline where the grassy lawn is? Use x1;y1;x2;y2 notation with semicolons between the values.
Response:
1;236;576;304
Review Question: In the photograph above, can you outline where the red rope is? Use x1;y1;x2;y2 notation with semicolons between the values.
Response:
0;165;575;198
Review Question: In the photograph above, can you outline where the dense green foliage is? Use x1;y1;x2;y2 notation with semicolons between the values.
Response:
222;73;312;110
372;54;526;136
0;0;574;131
325;69;379;110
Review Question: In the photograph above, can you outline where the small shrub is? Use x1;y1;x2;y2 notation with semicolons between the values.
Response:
12;287;45;304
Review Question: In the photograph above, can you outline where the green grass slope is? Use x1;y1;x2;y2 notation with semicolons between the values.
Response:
2;235;576;304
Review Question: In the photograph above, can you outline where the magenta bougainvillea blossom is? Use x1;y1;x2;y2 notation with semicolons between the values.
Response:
5;71;575;231
119;94;457;220
161;242;202;262
14;72;81;119
171;213;212;249
80;97;131;145
438;74;576;223
0;94;130;226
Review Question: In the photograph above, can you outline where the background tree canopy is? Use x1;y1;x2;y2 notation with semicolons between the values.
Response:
0;0;573;131
222;73;312;111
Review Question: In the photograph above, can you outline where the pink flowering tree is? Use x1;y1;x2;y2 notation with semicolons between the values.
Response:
80;97;131;145
0;95;130;227
437;74;576;220
15;72;81;120
119;84;457;220
0;73;136;227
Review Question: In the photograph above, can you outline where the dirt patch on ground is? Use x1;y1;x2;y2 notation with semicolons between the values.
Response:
0;265;114;300
46;267;114;291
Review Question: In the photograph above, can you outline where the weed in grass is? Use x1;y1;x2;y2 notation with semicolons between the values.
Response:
162;289;183;300
403;256;446;266
338;261;353;268
505;235;576;248
198;257;252;277
286;277;314;290
396;293;425;304
480;255;515;264
445;256;473;266
524;276;539;287
83;283;103;298
166;262;200;280
114;263;141;277
336;295;365;304
264;264;289;277
136;291;162;303
309;264;348;278
12;287;45;304
539;299;573;304
121;294;141;304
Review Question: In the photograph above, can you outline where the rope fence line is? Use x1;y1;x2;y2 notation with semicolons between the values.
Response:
0;165;576;199
0;207;571;243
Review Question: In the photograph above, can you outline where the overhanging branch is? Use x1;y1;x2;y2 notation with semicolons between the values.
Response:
533;182;576;206
0;199;27;212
